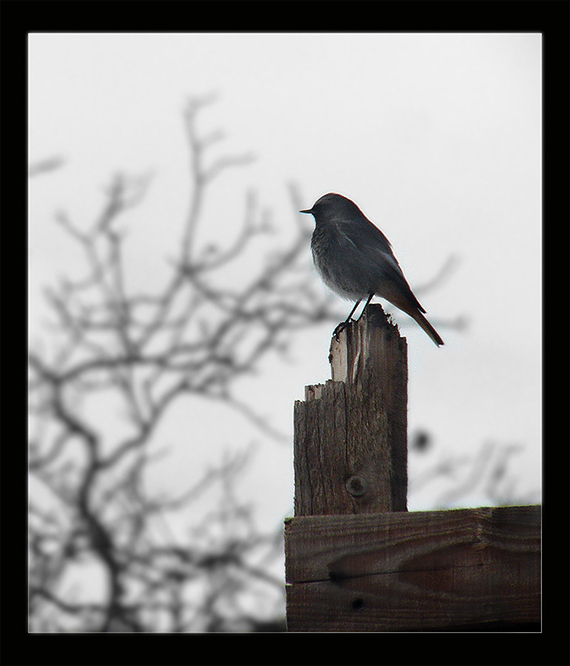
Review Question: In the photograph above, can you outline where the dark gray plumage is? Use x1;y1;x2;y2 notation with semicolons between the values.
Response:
301;193;443;346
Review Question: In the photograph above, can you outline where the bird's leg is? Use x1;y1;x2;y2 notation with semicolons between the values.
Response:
355;293;375;321
332;299;361;339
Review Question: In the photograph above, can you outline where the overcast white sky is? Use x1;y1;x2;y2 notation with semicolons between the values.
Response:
29;33;541;528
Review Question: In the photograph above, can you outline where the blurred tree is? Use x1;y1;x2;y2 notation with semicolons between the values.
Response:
408;435;540;509
28;95;337;632
28;155;65;178
28;95;466;632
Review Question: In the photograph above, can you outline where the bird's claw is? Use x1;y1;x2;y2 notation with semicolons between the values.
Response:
332;319;353;340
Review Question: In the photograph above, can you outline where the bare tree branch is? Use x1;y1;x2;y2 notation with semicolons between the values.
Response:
28;156;65;178
28;96;331;632
29;96;464;632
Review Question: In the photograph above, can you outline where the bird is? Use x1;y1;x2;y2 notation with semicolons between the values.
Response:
300;192;444;346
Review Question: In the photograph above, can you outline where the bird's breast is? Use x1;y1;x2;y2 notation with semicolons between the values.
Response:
311;226;377;300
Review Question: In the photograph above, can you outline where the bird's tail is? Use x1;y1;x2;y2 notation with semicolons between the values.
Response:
379;284;444;347
410;309;444;347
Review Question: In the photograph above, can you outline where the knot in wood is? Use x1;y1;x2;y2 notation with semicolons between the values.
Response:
345;475;368;497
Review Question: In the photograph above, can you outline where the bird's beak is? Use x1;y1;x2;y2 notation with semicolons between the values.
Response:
299;208;312;214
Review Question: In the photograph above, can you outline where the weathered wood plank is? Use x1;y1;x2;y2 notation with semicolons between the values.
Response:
293;305;408;515
285;505;540;632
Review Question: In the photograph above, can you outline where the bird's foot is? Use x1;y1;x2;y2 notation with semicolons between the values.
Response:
332;319;353;340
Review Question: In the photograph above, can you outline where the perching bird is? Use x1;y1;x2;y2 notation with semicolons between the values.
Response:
300;193;444;346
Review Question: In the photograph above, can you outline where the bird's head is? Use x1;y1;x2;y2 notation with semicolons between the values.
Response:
300;193;363;224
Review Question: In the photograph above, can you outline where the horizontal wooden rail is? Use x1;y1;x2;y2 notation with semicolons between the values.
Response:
285;505;541;632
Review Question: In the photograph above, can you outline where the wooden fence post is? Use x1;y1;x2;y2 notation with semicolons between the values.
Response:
293;304;407;515
285;304;541;632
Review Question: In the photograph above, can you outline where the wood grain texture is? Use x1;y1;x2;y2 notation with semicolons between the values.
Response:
293;305;408;515
285;505;541;632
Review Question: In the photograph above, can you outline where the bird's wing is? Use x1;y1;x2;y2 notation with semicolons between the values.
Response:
336;219;426;313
